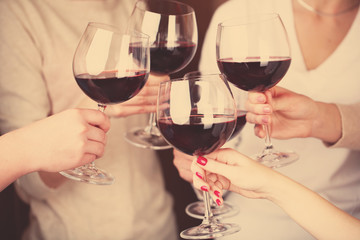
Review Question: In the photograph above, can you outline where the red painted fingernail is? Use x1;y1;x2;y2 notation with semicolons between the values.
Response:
196;172;203;179
201;186;208;192
197;156;207;166
216;199;222;206
214;190;220;198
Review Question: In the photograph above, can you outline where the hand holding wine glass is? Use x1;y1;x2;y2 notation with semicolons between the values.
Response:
157;74;240;239
60;22;150;185
245;86;336;141
216;13;299;168
183;71;245;220
125;0;197;150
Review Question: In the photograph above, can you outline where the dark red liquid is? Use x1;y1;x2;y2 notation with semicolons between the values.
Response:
229;110;247;140
75;71;148;104
158;115;236;156
217;57;291;92
150;41;196;74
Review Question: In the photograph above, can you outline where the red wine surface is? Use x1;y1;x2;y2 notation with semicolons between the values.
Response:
217;57;291;92
158;114;236;156
75;71;148;104
150;41;196;74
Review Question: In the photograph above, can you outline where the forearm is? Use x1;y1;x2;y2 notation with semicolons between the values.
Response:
268;174;360;240
0;132;34;191
0;129;67;191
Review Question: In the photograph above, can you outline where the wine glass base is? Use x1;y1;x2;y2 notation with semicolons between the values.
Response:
255;149;299;168
124;127;172;150
186;201;239;219
60;165;114;185
180;222;240;239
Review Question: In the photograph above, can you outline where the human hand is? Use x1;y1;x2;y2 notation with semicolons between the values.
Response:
106;74;170;117
173;149;194;183
13;108;110;173
245;86;318;139
191;148;280;204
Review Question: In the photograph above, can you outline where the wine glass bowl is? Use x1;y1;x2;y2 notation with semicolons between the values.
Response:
216;13;299;168
157;74;240;239
124;0;198;150
60;22;150;185
183;71;242;220
130;0;197;75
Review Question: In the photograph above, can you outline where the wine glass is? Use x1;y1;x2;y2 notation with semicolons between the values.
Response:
124;0;198;150
216;13;299;168
183;71;242;220
157;74;240;239
60;22;150;185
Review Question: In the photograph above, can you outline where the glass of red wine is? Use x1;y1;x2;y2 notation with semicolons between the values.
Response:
60;22;150;185
183;71;243;220
124;0;197;150
216;13;299;168
157;74;240;239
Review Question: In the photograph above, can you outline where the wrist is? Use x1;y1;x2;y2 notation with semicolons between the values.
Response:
311;102;342;143
262;170;291;203
2;130;37;174
264;171;303;208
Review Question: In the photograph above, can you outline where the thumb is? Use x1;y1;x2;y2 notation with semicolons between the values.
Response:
267;86;291;112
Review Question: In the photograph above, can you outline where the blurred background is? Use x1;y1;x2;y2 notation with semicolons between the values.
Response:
0;0;228;239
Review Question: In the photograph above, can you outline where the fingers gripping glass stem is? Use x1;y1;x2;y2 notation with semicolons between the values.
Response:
255;124;299;168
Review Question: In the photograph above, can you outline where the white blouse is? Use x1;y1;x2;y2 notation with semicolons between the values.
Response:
199;0;360;239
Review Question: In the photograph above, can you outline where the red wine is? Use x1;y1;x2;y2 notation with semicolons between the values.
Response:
217;57;291;92
229;110;247;140
158;115;236;156
150;41;196;74
75;71;148;104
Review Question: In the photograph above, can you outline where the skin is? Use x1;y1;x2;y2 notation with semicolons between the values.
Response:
39;74;169;188
245;86;342;144
190;149;360;240
173;0;357;184
173;0;359;238
0;108;110;191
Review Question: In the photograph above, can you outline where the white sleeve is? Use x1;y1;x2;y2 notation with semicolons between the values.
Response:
326;103;360;150
0;2;51;134
0;2;53;199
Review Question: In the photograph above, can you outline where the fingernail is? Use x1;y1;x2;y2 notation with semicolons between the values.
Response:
257;95;265;103
216;199;222;206
262;116;269;124
197;156;207;166
214;190;220;198
201;186;208;192
196;172;203;179
263;106;271;113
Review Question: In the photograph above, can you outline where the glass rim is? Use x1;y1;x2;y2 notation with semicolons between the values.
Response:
87;22;150;40
218;12;281;28
134;0;195;16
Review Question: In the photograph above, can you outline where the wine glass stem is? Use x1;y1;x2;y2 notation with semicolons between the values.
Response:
263;124;274;154
144;113;156;134
90;103;107;170
202;172;214;225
